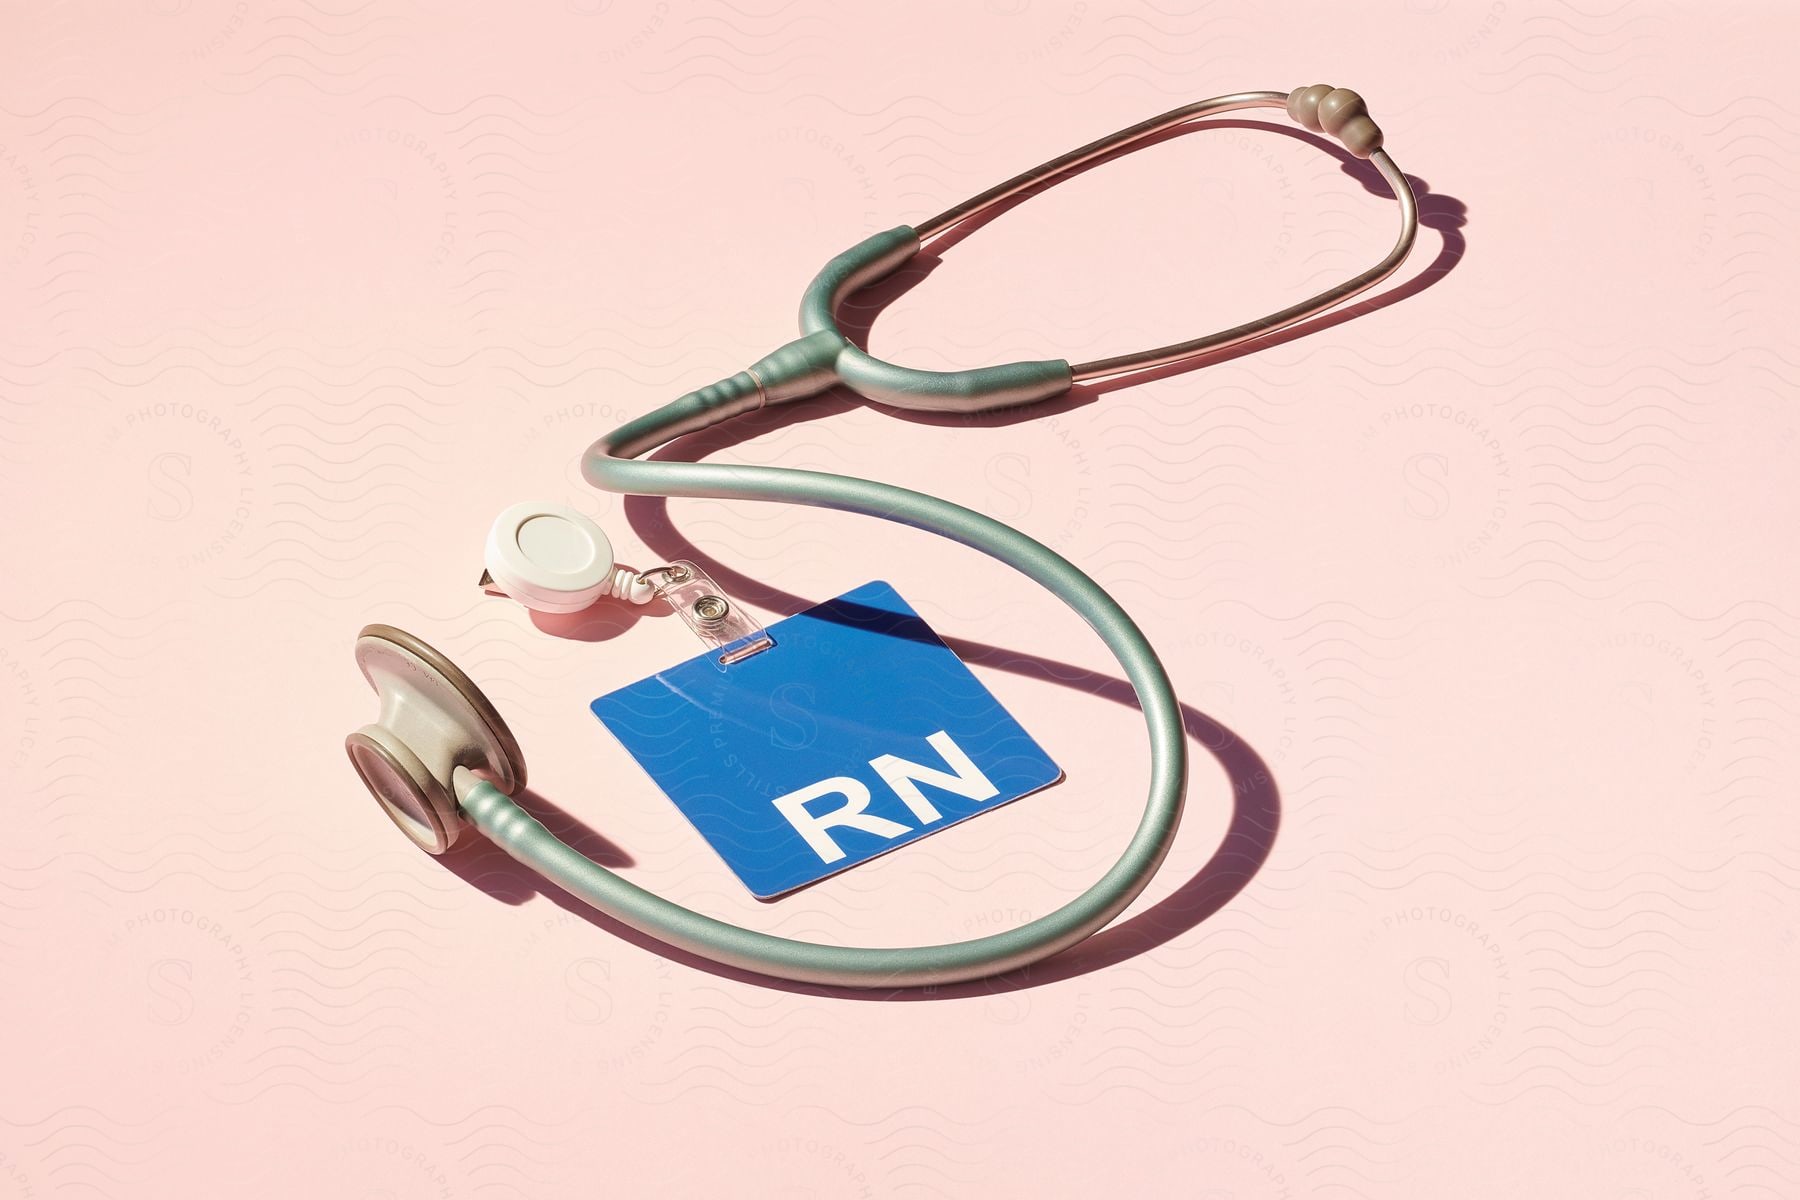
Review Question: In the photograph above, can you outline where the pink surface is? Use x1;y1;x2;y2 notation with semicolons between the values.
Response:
4;3;1797;1196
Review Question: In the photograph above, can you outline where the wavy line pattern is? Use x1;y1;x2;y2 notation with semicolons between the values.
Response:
4;4;1797;1198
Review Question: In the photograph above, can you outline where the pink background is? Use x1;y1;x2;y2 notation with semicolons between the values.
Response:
4;2;1797;1196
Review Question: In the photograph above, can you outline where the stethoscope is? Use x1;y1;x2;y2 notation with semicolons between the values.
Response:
346;86;1419;989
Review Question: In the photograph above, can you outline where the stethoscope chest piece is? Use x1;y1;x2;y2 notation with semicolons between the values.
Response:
346;624;527;855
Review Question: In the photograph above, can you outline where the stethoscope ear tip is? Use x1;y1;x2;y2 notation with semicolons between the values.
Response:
347;624;528;854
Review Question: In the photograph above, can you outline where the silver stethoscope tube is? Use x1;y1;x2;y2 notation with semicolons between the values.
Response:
916;92;1418;383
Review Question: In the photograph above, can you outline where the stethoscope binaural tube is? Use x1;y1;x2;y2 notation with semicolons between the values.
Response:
445;85;1418;989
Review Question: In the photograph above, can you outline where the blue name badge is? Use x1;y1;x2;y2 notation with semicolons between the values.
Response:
591;580;1063;898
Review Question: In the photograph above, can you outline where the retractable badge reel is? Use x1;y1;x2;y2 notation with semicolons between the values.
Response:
479;499;771;659
475;500;1061;898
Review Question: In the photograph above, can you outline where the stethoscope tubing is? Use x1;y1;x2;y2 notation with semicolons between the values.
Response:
459;85;1416;988
460;411;1187;988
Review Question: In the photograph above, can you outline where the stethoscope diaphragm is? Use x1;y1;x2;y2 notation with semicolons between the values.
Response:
346;624;528;854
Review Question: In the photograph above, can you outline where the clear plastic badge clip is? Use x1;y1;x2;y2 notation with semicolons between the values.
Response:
641;561;774;666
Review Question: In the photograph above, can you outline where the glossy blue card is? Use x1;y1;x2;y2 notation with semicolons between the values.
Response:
591;581;1063;898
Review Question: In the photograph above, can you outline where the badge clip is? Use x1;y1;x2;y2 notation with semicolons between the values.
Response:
642;561;773;665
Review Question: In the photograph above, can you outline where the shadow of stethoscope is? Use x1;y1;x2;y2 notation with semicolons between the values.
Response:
439;118;1469;1001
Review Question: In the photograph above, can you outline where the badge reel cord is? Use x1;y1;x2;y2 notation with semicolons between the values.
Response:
346;87;1420;988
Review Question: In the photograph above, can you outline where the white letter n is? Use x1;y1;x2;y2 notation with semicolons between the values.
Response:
869;731;998;825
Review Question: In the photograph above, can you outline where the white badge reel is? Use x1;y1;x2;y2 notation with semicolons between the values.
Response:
480;500;652;612
477;499;771;660
349;500;777;858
